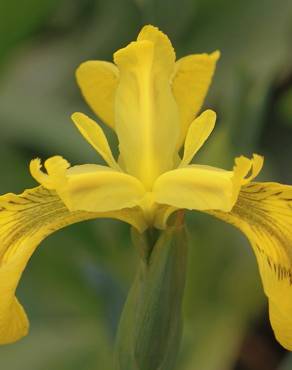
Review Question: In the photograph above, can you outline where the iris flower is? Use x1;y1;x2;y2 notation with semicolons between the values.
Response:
1;25;292;350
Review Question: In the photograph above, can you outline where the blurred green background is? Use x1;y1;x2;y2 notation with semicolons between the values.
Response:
0;0;292;369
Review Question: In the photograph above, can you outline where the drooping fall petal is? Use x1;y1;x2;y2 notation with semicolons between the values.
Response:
76;61;119;128
172;51;220;147
0;186;146;344
114;25;180;189
208;182;292;350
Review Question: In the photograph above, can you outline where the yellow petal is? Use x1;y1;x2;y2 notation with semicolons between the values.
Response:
179;109;216;167
71;112;120;170
153;165;234;211
30;156;70;190
76;61;119;128
137;24;175;63
30;157;146;213
172;51;220;148
0;186;146;344
208;182;292;350
154;154;263;212
231;154;264;204
114;26;180;189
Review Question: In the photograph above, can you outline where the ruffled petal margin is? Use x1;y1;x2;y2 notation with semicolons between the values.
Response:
114;25;179;188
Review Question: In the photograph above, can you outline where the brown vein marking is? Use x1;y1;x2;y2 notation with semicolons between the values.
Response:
0;186;100;264
1;205;67;245
208;182;292;284
254;238;292;284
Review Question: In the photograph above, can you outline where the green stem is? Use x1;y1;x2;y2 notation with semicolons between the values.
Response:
114;212;188;370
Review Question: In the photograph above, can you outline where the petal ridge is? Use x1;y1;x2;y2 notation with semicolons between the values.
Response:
114;36;179;188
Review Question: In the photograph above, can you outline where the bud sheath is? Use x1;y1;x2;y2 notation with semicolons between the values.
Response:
114;213;188;370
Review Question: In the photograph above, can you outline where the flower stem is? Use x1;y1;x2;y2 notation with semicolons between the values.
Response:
114;212;188;370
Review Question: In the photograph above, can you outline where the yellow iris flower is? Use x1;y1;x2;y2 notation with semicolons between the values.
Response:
0;24;292;351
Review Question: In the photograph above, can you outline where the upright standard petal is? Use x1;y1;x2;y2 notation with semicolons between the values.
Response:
153;155;262;212
114;26;180;189
172;51;220;147
30;157;146;213
0;186;146;344
76;61;119;128
208;182;292;350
